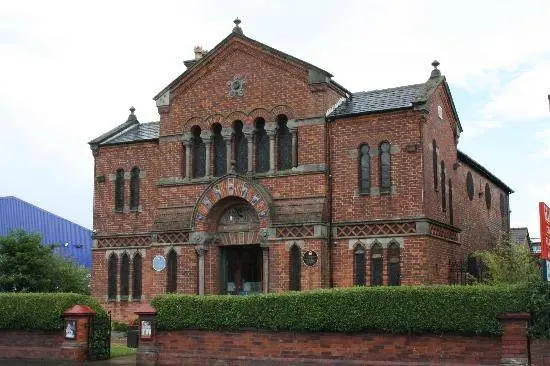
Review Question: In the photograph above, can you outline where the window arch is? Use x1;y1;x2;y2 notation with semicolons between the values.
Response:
277;115;292;170
359;144;371;193
130;167;140;211
500;193;506;218
107;254;118;301
120;253;130;300
233;120;248;174
166;250;177;293
388;243;401;286
354;244;366;286
485;183;491;209
212;123;226;177
255;118;269;173
191;125;206;178
466;171;474;201
379;142;391;193
132;253;142;300
115;169;124;212
371;243;383;286
289;244;301;291
432;140;438;190
441;161;446;211
449;179;454;225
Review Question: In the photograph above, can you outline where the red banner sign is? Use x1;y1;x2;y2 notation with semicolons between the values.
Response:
540;202;550;260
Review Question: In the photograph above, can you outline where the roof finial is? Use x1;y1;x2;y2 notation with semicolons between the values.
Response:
130;106;136;114
430;60;441;78
432;60;440;69
232;18;243;35
127;106;137;122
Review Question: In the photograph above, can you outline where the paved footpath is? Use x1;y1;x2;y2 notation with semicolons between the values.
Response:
0;357;136;366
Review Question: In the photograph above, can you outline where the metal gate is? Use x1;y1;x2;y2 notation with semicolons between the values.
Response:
88;311;111;361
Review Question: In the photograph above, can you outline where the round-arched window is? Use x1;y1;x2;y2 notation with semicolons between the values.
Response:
466;172;474;201
485;183;491;209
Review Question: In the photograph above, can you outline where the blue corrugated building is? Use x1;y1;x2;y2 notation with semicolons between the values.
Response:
0;196;92;268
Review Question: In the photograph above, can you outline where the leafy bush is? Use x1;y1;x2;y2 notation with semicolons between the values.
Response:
152;284;530;336
112;320;130;332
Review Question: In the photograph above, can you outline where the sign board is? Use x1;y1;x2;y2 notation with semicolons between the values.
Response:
303;250;318;266
539;202;550;260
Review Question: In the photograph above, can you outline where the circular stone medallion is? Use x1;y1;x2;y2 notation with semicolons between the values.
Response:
152;255;166;272
303;250;318;266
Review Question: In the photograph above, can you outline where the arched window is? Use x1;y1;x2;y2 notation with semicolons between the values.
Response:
466;171;474;201
166;250;177;293
388;243;400;286
500;193;506;218
107;254;118;301
379;142;391;193
115;169;124;212
233;120;248;174
120;253;130;299
255;118;269;173
432;140;438;190
132;253;142;300
359;144;371;193
191;125;206;178
289;244;301;291
371;243;383;286
277;115;292;170
449;179;454;225
354;244;366;286
441;161;446;211
130;167;140;211
485;183;491;209
212;123;226;177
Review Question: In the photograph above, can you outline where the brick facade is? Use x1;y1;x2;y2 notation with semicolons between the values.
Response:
89;23;512;321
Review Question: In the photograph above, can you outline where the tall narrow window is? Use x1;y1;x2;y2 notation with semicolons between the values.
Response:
166;250;177;293
132;253;142;300
441;161;446;211
432;140;438;190
289;245;301;291
120;253;130;299
379;142;391;193
354;245;366;286
233;121;248;174
107;254;118;301
212;123;226;177
388;243;401;286
192;125;206;178
115;169;124;212
449;179;454;225
277;115;292;170
130;167;140;211
359;144;371;193
485;183;491;209
255;118;269;173
371;243;383;286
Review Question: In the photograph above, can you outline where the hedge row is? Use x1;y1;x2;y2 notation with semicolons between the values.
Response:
152;284;531;335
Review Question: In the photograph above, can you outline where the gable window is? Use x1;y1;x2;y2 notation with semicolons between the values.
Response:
130;167;140;211
191;125;206;178
388;243;401;286
277;115;292;171
166;250;177;293
132;253;142;300
115;169;124;212
441;161;446;211
120;253;130;300
371;243;383;286
354;245;366;286
449;179;454;225
289;244;301;291
107;254;118;301
485;183;491;209
233;120;248;174
212;123;226;177
379;142;391;193
359;144;371;193
255;118;269;173
432;140;438;190
466;171;474;201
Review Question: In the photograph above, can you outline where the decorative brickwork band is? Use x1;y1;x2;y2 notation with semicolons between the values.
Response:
335;222;416;238
96;235;150;248
156;231;189;244
276;225;315;238
429;223;459;242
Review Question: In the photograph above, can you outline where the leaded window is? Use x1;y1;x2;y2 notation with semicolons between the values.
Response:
277;115;292;170
115;169;124;212
107;254;117;301
233;121;248;174
212;123;226;177
166;250;177;293
449;179;454;225
289;245;301;291
432;140;438;190
354;245;366;286
255;118;269;173
466;171;474;201
130;167;140;211
192;125;206;178
120;253;129;300
485;183;491;209
132;253;142;300
441;161;446;211
371;243;383;286
388;243;400;286
359;144;371;193
379;142;391;193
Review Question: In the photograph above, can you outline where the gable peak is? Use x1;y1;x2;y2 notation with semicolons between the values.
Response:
232;18;243;35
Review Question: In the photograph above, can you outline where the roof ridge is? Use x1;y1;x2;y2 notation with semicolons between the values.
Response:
353;83;424;95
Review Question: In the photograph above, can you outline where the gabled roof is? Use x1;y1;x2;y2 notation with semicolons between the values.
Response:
457;150;514;194
510;227;530;245
100;122;160;146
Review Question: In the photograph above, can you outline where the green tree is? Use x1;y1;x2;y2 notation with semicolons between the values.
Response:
0;230;89;293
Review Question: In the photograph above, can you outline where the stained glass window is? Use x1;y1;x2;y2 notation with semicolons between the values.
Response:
289;245;301;291
388;243;400;286
359;144;370;193
212;123;226;177
277;115;292;170
255;118;269;173
379;142;391;193
115;169;124;212
130;167;140;211
432;140;438;190
192;126;206;178
132;253;142;300
120;253;129;299
441;161;446;211
371;244;383;286
354;245;366;286
107;254;117;300
166;250;177;293
233;121;248;174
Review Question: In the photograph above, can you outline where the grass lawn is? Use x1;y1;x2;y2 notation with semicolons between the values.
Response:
110;344;137;358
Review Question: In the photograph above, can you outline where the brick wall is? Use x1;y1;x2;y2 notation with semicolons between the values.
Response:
0;331;64;362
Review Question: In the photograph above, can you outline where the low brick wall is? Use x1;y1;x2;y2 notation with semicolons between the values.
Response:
0;330;64;362
530;339;550;366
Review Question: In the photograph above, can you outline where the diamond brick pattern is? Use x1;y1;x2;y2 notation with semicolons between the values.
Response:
276;225;315;238
429;224;458;242
157;232;189;244
336;222;416;238
97;235;150;248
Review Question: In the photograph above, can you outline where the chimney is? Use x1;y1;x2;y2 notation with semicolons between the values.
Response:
194;46;205;60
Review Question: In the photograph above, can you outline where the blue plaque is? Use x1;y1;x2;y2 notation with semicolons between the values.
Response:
152;255;166;272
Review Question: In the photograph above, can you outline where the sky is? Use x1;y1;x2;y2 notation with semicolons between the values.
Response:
0;0;549;240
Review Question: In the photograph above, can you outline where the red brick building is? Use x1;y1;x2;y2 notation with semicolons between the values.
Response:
89;20;512;320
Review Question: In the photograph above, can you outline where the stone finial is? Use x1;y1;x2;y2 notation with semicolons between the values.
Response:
233;18;243;34
430;60;441;78
432;60;440;69
127;106;138;122
194;46;206;60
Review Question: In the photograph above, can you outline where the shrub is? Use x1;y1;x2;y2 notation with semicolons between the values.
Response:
152;284;530;336
112;321;130;332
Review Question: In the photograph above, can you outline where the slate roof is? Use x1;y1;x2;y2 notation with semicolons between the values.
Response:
457;150;514;193
100;122;160;146
510;227;530;245
328;84;424;119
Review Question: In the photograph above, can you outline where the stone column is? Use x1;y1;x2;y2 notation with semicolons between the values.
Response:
244;126;254;173
183;136;192;179
222;128;233;174
196;245;206;296
201;131;212;177
61;304;96;363
497;312;531;366
135;303;158;366
266;124;277;173
290;127;298;168
260;229;269;293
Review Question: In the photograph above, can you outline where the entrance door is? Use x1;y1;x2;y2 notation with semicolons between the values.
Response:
220;245;262;295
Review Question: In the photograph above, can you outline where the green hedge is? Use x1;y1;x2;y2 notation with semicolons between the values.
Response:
152;284;530;336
